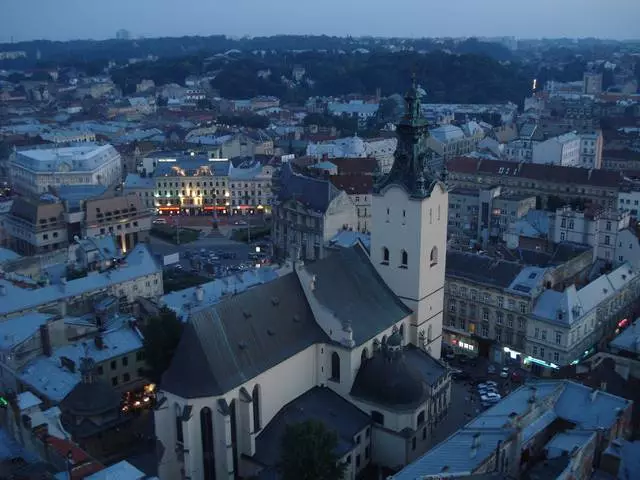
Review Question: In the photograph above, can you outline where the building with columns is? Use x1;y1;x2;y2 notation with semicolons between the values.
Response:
153;80;451;480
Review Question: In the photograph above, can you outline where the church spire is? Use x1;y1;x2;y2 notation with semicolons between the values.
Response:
374;75;435;199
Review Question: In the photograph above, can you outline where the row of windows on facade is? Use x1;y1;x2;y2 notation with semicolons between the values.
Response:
448;287;529;313
446;318;526;347
448;301;527;329
386;206;441;224
381;246;438;268
156;190;227;197
158;181;228;188
531;345;562;364
98;222;139;235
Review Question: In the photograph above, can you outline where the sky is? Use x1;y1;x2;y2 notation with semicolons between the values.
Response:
1;0;639;43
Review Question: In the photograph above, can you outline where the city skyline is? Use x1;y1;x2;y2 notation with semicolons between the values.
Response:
1;0;640;43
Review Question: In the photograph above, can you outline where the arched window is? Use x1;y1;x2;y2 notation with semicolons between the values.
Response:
229;400;238;475
417;410;425;425
361;348;368;363
252;385;261;431
401;250;408;267
430;246;438;267
331;352;341;382
427;324;433;343
399;324;405;339
382;247;389;264
200;407;215;480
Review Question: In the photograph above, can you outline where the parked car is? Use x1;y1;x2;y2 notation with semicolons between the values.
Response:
485;381;498;388
480;393;501;403
152;218;167;225
500;367;510;378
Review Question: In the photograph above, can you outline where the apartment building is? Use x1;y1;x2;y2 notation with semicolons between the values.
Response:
123;173;155;211
444;251;544;363
447;157;623;210
448;186;536;246
272;162;357;261
528;262;640;372
153;156;230;215
579;131;604;169
426;123;484;160
228;161;275;215
393;381;632;480
548;205;630;262
0;243;163;320
83;194;152;252
532;132;581;167
330;175;374;233
10;144;122;196
5;197;68;255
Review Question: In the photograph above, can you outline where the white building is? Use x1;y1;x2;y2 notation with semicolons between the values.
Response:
532;132;581;167
306;136;397;174
40;130;96;144
527;262;640;369
579;131;603;169
123;173;155;211
548;206;630;262
327;100;379;127
228;161;275;215
618;189;640;215
154;82;451;480
10;144;122;196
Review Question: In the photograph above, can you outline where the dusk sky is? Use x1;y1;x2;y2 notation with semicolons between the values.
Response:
1;0;639;43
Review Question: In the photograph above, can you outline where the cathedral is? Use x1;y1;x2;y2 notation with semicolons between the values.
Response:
154;79;451;480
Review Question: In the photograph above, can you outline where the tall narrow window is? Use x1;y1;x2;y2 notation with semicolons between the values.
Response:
361;348;368;363
427;324;433;343
229;400;238;475
382;247;389;264
401;250;408;268
175;405;184;444
430;246;438;267
399;324;405;339
331;352;341;381
252;385;261;431
200;407;216;480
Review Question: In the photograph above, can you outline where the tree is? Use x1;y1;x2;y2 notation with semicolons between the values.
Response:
279;420;346;480
142;306;184;383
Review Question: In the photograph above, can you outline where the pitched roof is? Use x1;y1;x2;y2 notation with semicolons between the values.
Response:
448;156;623;189
253;386;370;468
330;174;373;195
161;273;328;398
276;162;341;213
446;251;524;289
328;157;378;175
304;245;412;345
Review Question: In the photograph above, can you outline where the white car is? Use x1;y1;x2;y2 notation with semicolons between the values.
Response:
485;381;498;388
500;367;510;378
480;393;501;403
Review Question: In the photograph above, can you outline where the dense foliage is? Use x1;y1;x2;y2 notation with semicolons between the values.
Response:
279;420;346;480
142;306;184;383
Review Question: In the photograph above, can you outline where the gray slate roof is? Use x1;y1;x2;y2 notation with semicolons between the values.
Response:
276;162;341;213
161;273;328;398
304;245;412;345
446;251;524;289
253;386;370;468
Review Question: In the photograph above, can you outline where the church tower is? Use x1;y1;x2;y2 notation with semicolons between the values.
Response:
370;76;448;359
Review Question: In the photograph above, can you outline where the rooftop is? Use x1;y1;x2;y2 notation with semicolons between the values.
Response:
19;318;143;403
0;243;160;318
391;380;631;479
85;461;149;480
0;247;20;264
13;144;120;173
253;386;370;468
124;173;155;190
610;318;640;354
0;312;54;350
448;156;623;189
161;267;280;321
446;252;524;290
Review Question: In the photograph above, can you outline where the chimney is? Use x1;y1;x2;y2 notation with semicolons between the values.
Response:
94;335;104;350
195;285;204;303
310;275;317;291
600;381;607;392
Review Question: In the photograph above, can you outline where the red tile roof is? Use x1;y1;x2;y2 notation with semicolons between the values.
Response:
330;174;373;195
44;436;104;479
447;156;623;189
329;157;377;175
